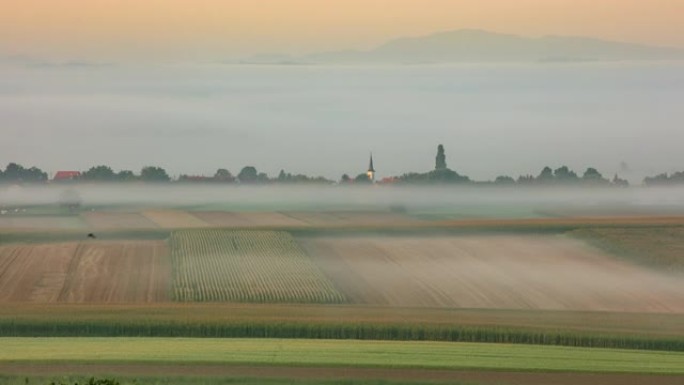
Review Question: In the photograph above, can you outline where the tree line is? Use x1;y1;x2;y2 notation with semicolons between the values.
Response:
0;163;333;185
1;148;683;187
394;145;631;187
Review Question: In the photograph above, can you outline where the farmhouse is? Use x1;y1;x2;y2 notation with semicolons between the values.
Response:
53;171;81;182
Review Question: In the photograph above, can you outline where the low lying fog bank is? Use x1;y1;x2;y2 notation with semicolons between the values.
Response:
2;185;684;216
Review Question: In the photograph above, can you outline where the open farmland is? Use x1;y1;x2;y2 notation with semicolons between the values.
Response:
0;241;170;302
284;211;424;227
0;216;85;230
142;210;209;228
572;227;684;271
170;229;344;303
301;235;684;312
193;211;308;228
82;211;159;230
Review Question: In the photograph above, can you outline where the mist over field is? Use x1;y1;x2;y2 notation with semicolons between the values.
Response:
3;184;684;216
1;61;683;182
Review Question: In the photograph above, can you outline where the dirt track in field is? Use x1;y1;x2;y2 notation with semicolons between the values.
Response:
302;235;684;312
1;364;682;385
0;241;169;302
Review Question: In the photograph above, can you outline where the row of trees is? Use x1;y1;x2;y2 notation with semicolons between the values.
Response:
644;171;684;186
180;167;333;184
0;163;332;185
0;163;48;183
2;158;683;187
498;166;629;187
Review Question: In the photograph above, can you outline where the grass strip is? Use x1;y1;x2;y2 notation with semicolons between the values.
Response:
1;338;684;374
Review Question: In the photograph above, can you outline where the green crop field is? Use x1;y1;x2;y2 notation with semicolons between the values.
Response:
2;338;684;374
572;227;684;271
2;304;682;351
170;229;345;303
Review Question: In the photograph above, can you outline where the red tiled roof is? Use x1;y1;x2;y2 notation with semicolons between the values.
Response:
54;171;81;180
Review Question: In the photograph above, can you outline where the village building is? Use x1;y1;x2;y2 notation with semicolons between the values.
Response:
53;171;81;182
367;154;375;182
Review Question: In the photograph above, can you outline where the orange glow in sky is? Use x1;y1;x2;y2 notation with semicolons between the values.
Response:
2;0;683;61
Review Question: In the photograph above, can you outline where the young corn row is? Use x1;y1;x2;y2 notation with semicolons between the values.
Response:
170;229;345;303
1;319;682;352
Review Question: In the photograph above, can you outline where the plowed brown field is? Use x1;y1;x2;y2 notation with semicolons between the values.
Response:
0;241;169;302
302;235;684;312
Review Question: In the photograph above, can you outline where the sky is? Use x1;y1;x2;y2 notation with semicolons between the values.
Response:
1;0;684;62
1;1;683;182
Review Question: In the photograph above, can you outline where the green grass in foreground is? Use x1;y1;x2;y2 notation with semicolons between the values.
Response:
2;338;684;374
0;376;440;385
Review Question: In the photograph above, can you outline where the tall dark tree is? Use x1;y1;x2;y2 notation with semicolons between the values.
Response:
117;170;136;181
238;166;258;183
1;163;47;183
3;163;25;181
140;166;170;182
435;144;447;170
340;174;351;183
257;172;270;183
582;167;609;185
553;166;578;182
82;165;116;181
214;168;234;182
537;166;554;183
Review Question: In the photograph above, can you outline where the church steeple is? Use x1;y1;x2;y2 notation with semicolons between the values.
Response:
367;153;375;181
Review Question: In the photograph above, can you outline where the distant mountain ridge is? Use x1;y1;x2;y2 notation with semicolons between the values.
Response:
245;29;684;64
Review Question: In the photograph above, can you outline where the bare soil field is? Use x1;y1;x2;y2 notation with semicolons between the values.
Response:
142;210;208;228
193;211;308;228
0;241;170;302
82;211;159;230
2;364;683;385
301;235;684;312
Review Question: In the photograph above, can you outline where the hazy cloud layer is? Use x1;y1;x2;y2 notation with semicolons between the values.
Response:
1;62;683;182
